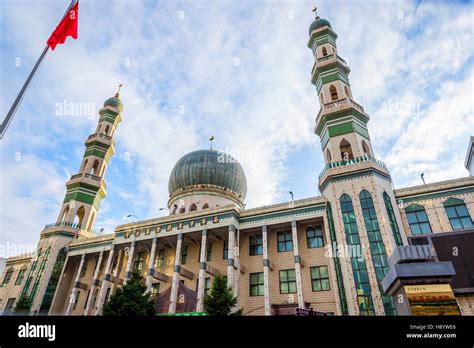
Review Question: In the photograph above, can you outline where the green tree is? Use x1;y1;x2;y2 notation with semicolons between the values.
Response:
203;275;241;316
102;270;155;316
13;297;31;315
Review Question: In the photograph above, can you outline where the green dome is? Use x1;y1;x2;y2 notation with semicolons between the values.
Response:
309;17;332;35
168;149;247;200
103;94;123;112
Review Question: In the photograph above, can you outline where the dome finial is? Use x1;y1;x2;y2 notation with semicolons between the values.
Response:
209;135;215;150
312;4;320;19
115;83;123;98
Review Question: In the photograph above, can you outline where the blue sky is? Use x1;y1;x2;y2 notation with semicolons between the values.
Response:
0;0;473;256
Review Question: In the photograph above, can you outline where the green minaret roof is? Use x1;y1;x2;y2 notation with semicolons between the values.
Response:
309;17;332;35
168;149;247;199
103;93;123;112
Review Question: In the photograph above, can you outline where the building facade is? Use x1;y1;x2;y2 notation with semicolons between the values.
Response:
1;12;473;316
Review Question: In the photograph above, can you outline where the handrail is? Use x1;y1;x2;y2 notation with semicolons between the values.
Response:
43;221;103;236
319;155;388;179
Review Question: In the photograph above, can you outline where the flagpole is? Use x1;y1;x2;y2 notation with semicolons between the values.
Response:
0;0;77;140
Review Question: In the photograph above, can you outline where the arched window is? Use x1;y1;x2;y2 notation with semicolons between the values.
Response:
190;204;197;212
405;204;432;235
326;202;348;314
97;124;102;133
172;205;177;215
306;226;324;248
383;192;403;246
320;93;325;106
105;125;110;135
40;247;67;312
91;160;99;176
344;85;351;98
329;85;338;101
326;149;332;162
362;141;371;157
340;194;375;315
443;198;473;230
75;206;85;227
60;206;70;222
179;207;185;214
340;138;354;161
359;190;395;315
322;47;328;56
202;203;209;210
81;159;88;172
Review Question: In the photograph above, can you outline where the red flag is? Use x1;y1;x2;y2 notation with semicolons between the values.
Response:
47;1;78;50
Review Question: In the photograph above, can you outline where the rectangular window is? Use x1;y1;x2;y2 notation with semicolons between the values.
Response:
205;277;211;295
181;245;188;265
15;269;26;286
445;204;473;230
406;209;432;235
151;283;160;296
249;272;264;296
155;249;165;268
105;288;111;303
2;269;13;286
306;226;324;248
207;243;213;262
310;266;330;291
279;269;296;294
92;288;99;307
73;291;80;310
223;240;228;260
277;231;293;252
249;235;263;255
80;262;87;278
133;252;145;270
84;290;91;309
4;298;16;315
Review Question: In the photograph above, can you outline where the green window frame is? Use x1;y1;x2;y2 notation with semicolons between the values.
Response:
444;203;473;230
155;249;165;268
406;206;432;235
326;202;348;315
223;240;228;260
340;193;375;315
2;268;13;286
204;277;211;294
383;192;403;246
306;226;324;248
360;190;396;315
277;231;293;252
15;268;27;286
207;242;213;262
249;272;264;296
181;246;188;265
249;235;263;255
133;252;145;270
151;283;160;296
279;269;296;294
310;266;330;291
4;298;16;315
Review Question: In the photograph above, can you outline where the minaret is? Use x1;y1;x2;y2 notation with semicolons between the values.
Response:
56;87;123;233
308;8;407;316
20;89;123;314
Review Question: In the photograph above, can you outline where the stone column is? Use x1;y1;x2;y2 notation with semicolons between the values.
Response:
65;253;86;315
227;225;236;290
168;233;183;314
291;220;304;309
262;225;271;316
196;229;208;312
123;240;136;285
146;237;158;291
94;247;115;315
84;250;104;315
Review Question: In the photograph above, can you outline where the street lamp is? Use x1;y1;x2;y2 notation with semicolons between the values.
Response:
126;214;140;222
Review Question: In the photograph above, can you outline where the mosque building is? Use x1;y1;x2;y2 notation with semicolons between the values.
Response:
1;10;473;316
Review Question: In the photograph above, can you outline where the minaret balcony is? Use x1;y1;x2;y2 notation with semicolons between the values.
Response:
318;155;390;187
315;97;368;129
41;221;101;238
67;172;107;191
85;132;114;148
311;54;349;76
